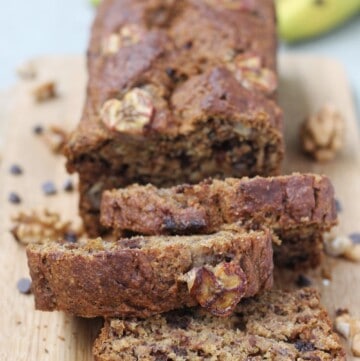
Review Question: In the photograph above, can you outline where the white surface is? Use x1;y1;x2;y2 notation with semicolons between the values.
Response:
0;0;359;116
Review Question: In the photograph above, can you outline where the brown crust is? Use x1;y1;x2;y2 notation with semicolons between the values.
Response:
63;0;284;235
93;288;346;361
26;227;273;318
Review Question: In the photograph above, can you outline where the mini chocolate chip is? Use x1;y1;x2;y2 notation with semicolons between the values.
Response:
64;231;77;243
9;192;21;204
296;274;312;288
349;233;360;244
294;340;315;352
33;125;44;135
172;346;187;356
335;199;342;213
42;181;57;195
17;278;32;294
183;41;193;49
165;67;176;79
335;308;349;316
63;179;74;192
220;93;228;100
9;164;23;175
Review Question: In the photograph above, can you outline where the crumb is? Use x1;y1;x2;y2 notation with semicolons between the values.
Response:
16;320;22;325
44;349;49;354
9;164;23;175
32;81;57;102
321;267;332;281
9;192;22;204
336;308;349;317
10;208;80;246
17;278;32;294
58;335;65;341
300;104;344;161
42;181;57;196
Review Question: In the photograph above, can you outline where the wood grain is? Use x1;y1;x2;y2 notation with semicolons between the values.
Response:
0;54;359;360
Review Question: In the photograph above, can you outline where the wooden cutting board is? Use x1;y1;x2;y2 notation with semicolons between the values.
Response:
0;54;359;360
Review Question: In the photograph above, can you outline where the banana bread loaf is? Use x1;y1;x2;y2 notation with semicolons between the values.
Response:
27;226;273;318
64;0;284;236
101;173;337;268
93;288;345;360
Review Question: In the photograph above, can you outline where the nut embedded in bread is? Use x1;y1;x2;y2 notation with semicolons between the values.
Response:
26;226;273;318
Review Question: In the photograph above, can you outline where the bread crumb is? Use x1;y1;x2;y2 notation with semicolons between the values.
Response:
32;81;57;102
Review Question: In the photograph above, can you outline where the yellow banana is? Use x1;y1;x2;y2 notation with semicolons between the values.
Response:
277;0;360;43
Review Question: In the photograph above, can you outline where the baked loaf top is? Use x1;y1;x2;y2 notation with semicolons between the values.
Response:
65;0;282;162
101;173;337;235
27;226;273;318
93;288;345;361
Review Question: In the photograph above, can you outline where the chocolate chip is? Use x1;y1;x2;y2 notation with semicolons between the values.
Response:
162;217;206;234
335;308;349;316
172;346;187;356
294;340;315;352
64;231;77;243
183;41;193;49
349;233;360;244
165;310;191;329
17;278;32;294
335;199;342;213
9;164;23;175
33;125;44;135
220;93;228;100
9;192;21;204
295;274;312;288
42;181;57;195
63;179;74;192
165;67;176;79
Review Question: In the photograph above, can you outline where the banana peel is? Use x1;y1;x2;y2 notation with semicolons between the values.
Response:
277;0;360;43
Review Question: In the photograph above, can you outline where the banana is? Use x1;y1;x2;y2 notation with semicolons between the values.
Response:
277;0;360;43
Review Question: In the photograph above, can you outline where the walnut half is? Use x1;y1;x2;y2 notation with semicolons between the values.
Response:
180;262;247;316
101;88;154;135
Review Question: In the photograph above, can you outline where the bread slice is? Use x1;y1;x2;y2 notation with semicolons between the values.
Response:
93;288;345;361
27;226;273;318
101;173;337;268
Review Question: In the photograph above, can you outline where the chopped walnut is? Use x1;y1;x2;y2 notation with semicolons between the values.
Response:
17;61;37;80
39;125;69;154
11;209;81;245
180;262;247;316
324;233;360;262
101;88;154;134
32;81;57;102
300;104;344;161
227;53;277;95
102;24;144;54
335;310;360;357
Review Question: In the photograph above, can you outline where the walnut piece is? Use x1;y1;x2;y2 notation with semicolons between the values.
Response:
17;61;37;80
32;81;57;102
11;209;80;245
335;310;360;357
180;262;247;316
39;125;69;154
324;234;360;262
102;24;144;54
228;53;277;95
300;104;344;161
101;88;154;134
